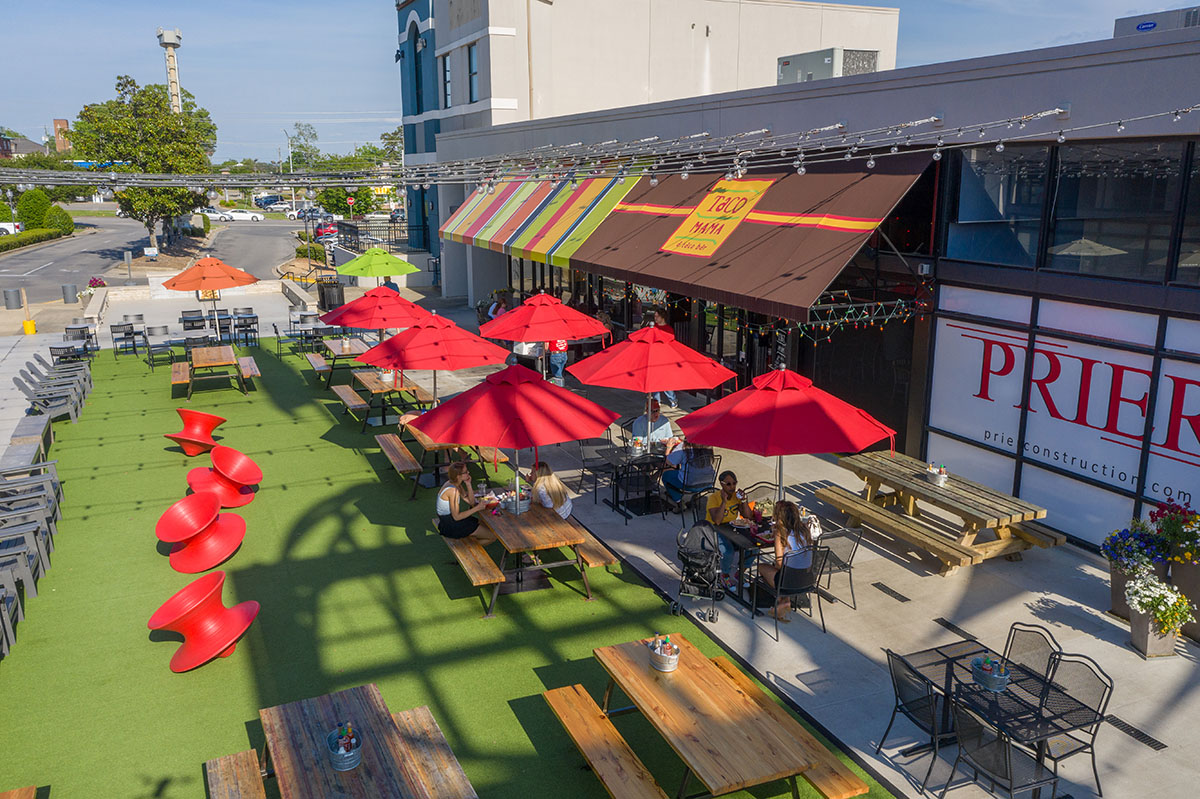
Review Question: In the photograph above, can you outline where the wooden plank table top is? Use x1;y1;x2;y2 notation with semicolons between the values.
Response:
401;418;464;453
593;634;815;796
324;337;371;359
353;369;425;398
481;503;586;553
259;683;431;799
191;345;237;369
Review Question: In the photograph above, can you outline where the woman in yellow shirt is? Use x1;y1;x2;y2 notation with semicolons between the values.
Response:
706;471;752;587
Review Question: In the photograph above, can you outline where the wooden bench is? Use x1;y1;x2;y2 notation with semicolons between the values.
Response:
567;518;618;568
1009;520;1067;549
709;657;868;799
376;433;422;478
0;787;37;799
403;383;436;408
390;706;478;799
442;532;506;586
170;362;190;386
544;684;668;799
304;352;331;381
472;446;509;467
332;385;370;419
237;356;260;380
815;485;981;575
203;750;266;799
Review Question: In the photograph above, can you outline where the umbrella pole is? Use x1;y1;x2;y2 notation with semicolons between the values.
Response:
432;371;438;405
513;447;522;516
776;455;784;503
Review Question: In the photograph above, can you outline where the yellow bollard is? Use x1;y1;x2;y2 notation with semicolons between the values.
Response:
22;319;36;335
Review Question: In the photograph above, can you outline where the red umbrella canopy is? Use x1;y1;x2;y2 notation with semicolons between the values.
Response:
478;293;609;342
567;325;736;393
356;312;510;371
677;368;895;456
408;363;619;450
161;257;258;292
319;286;430;329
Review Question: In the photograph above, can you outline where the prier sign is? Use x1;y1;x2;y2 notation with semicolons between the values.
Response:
930;319;1198;507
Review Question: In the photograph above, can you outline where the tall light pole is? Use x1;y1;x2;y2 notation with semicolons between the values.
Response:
282;130;296;206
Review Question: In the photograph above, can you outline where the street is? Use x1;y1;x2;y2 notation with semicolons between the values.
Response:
0;217;299;304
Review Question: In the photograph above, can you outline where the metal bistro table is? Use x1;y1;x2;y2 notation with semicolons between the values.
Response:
903;640;1102;799
598;442;666;517
188;346;245;399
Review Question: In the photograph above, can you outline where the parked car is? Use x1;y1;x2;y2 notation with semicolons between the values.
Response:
254;194;283;209
115;208;128;218
265;202;292;213
198;208;233;222
288;207;332;221
389;209;406;224
0;221;23;234
226;209;265;222
314;222;337;238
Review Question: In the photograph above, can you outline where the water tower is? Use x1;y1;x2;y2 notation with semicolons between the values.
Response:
156;27;183;113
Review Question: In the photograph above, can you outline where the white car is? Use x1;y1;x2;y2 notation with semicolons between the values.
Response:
265;202;292;213
226;209;265;222
199;208;233;222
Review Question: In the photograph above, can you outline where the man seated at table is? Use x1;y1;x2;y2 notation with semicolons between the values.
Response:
630;400;675;443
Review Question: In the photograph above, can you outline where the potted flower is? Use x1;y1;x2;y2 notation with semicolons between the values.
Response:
1162;504;1200;640
1100;523;1168;620
1125;568;1196;657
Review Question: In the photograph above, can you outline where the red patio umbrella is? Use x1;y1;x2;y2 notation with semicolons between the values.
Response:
318;286;430;330
677;367;895;499
567;325;736;421
479;293;609;342
409;363;619;510
356;311;510;402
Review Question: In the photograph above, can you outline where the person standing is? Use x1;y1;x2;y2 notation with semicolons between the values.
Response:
546;338;568;386
651;307;678;409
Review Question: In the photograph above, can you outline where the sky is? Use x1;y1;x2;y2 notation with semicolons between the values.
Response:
0;0;1180;164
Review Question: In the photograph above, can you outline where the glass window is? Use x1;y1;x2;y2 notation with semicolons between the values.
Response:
441;55;451;109
946;145;1048;267
1177;141;1200;285
410;24;424;115
1047;140;1184;281
467;43;479;103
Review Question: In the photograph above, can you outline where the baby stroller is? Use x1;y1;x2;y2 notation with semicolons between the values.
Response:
672;522;724;622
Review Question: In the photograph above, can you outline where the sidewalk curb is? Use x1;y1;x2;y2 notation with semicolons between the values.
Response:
0;227;98;262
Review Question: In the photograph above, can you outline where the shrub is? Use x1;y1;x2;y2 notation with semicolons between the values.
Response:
201;213;211;234
296;243;325;261
295;230;312;242
0;227;64;253
42;204;75;235
182;226;204;237
16;188;50;229
0;204;12;222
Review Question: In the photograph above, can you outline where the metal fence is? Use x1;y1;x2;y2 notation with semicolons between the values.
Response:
336;221;430;255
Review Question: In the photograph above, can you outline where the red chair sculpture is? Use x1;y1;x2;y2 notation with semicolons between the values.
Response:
146;571;259;673
164;408;227;456
156;491;246;573
187;446;263;508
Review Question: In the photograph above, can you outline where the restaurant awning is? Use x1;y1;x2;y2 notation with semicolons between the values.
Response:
568;153;928;319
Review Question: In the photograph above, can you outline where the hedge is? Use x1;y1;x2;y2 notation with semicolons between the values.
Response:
42;205;75;235
16;188;50;229
296;243;325;261
0;204;11;222
0;227;64;253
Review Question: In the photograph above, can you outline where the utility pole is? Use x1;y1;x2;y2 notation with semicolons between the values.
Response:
282;130;296;207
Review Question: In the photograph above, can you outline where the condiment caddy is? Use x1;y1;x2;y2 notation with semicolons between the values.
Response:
647;633;680;672
970;655;1010;691
925;462;949;487
326;720;363;770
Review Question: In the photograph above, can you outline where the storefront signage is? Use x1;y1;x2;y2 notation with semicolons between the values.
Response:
1136;21;1158;31
931;318;1199;507
660;178;775;257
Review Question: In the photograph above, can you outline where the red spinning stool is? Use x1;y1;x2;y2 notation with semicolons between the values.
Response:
164;408;227;456
187;446;263;508
156;491;246;573
146;571;259;673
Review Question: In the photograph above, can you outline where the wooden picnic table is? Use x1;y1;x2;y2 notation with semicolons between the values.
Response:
835;450;1050;570
322;337;371;386
259;683;431;799
352;369;431;430
592;634;815;798
477;504;590;617
189;346;245;399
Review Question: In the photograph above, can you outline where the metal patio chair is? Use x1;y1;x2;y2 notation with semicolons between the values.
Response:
1040;651;1113;796
878;649;952;793
940;696;1059;799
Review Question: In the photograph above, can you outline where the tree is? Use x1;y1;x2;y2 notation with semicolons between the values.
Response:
3;151;97;203
289;122;320;170
317;186;378;217
16;188;50;229
380;126;404;163
42;205;75;235
70;75;217;248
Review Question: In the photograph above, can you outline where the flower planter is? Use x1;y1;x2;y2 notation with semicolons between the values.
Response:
1170;560;1200;642
1130;610;1178;658
1110;562;1168;620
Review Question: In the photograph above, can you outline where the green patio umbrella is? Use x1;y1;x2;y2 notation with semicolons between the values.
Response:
335;248;420;283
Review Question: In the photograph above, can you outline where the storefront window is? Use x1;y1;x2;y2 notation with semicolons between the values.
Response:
1177;142;1200;285
1047;140;1184;281
946;145;1048;267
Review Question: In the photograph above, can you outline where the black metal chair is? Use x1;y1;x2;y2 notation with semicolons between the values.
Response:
235;314;259;347
578;437;616;502
272;323;301;356
184;333;214;355
109;323;138;358
122;314;146;335
181;309;205;320
207;310;234;343
182;317;208;333
48;344;88;365
613;459;663;525
1040;651;1113;796
822;525;864;609
232;306;255;317
1002;623;1061;680
666;451;720;515
878;650;952;793
939;696;1059;799
752;545;830;636
142;325;174;371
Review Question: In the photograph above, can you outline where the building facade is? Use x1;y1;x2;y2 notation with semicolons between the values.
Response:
395;0;899;260
432;27;1200;547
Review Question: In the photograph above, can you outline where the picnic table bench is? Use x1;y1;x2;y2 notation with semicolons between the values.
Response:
170;362;190;386
303;352;332;383
204;750;266;799
389;705;478;799
566;517;618;568
441;531;506;587
237;356;260;380
0;787;37;799
333;385;371;420
376;433;423;490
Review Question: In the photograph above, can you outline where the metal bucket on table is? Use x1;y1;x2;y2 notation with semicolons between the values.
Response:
326;728;363;771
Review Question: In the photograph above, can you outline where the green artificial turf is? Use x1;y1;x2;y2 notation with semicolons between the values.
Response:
0;345;896;799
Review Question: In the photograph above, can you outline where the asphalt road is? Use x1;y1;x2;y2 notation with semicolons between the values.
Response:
0;218;299;304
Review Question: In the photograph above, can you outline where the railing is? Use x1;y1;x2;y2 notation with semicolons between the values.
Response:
336;221;430;255
281;263;336;286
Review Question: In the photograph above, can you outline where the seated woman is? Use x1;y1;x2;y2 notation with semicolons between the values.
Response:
660;442;716;511
434;462;496;545
755;500;814;623
528;462;574;520
706;471;753;588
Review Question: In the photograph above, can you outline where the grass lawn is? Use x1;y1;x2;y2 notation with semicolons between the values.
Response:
0;345;895;799
66;209;118;218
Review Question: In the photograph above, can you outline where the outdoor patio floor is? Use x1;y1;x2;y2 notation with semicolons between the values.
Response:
0;341;892;799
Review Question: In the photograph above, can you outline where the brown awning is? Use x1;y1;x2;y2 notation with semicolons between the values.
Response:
567;153;929;319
